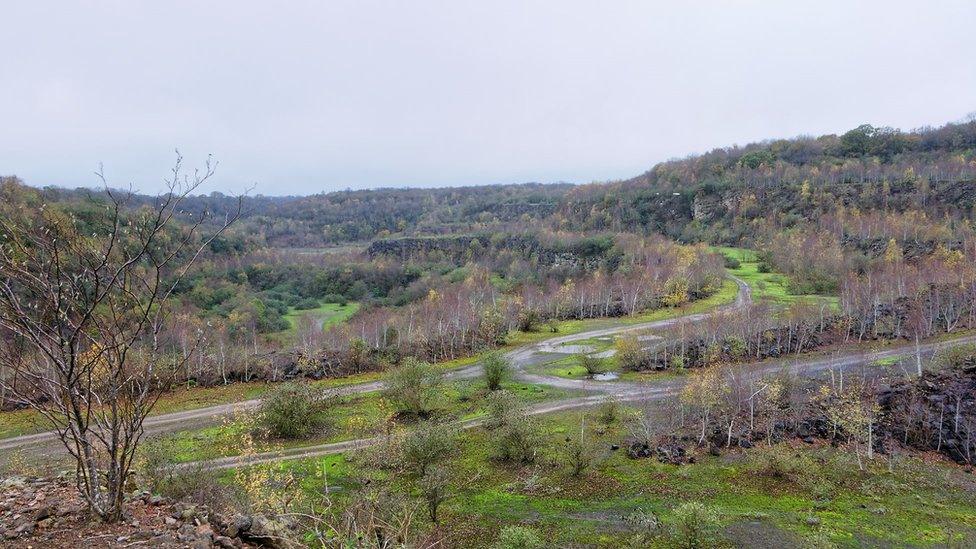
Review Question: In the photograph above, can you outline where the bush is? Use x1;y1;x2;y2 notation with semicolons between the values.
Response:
483;351;511;391
138;439;233;511
321;293;346;305
485;391;541;464
259;382;329;439
401;421;458;476
598;396;618;425
749;444;833;496
934;344;976;371
564;433;593;477
722;254;741;269
492;525;544;549
294;298;320;310
383;357;444;418
420;465;451;524
670;501;721;549
576;353;605;377
615;335;647;371
516;310;541;332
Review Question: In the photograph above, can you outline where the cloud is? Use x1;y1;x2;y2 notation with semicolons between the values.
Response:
2;0;974;194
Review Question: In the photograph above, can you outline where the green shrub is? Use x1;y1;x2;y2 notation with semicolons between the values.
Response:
564;433;593;477
483;351;511;391
516;310;541;332
722;254;741;269
259;382;328;439
670;501;721;549
749;444;831;495
485;391;541;464
401;421;458;476
294;297;320;310
615;335;647;371
934;344;976;371
383;357;444;417
492;525;544;549
137;439;232;510
598;396;618;425
576;353;605;377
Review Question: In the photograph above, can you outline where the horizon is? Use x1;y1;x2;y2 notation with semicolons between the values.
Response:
3;1;975;195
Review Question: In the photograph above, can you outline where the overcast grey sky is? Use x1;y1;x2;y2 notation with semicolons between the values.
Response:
2;1;974;195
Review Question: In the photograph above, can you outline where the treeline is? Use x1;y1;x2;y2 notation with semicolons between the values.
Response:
633;347;975;467
140;239;724;386
557;121;976;247
621;247;976;372
320;240;723;363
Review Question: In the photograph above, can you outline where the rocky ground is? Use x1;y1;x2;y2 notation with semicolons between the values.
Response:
0;475;290;548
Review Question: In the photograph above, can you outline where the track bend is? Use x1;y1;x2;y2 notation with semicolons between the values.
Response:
5;275;976;471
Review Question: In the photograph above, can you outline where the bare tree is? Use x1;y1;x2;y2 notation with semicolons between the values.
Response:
0;154;242;521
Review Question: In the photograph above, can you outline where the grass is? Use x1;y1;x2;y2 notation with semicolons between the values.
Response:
144;378;580;464
0;275;762;440
282;302;361;333
713;246;838;308
267;408;976;548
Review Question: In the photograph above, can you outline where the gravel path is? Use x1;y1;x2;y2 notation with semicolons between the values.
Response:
5;275;974;471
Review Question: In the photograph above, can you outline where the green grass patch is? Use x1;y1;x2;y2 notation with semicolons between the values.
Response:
281;302;360;333
212;400;976;548
714;246;838;308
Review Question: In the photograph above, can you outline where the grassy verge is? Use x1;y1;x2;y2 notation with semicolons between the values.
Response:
145;379;580;464
0;275;739;440
269;409;976;548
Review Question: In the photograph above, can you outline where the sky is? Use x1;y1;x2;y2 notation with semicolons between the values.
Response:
2;1;975;196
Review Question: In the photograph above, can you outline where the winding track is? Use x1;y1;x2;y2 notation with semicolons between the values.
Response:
4;276;975;470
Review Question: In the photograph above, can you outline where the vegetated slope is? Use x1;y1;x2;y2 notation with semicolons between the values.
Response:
557;120;976;244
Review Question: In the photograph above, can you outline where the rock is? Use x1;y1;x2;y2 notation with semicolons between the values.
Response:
226;514;252;538
13;519;35;537
130;529;154;540
34;505;55;521
177;522;197;541
196;522;215;540
214;535;239;549
242;514;292;549
149;494;168;506
192;539;214;549
150;533;179;546
655;443;687;465
805;516;821;526
181;505;199;521
627;442;654;459
164;516;178;526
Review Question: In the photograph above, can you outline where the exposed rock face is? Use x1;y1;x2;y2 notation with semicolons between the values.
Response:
880;360;976;464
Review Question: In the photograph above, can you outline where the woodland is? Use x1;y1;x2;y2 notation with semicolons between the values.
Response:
1;120;975;548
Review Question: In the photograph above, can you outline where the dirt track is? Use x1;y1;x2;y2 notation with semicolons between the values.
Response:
3;276;975;471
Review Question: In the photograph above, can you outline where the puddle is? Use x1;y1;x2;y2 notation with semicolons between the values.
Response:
591;371;619;381
555;344;596;354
